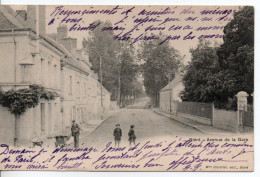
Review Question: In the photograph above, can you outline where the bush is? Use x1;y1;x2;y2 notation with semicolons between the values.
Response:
0;85;58;116
214;96;237;111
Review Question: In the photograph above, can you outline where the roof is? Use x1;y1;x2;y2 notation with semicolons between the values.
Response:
0;6;26;29
0;5;110;94
71;49;92;68
160;72;183;92
0;6;87;74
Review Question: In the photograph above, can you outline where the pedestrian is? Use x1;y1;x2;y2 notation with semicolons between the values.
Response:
113;124;122;148
71;120;82;148
128;125;136;146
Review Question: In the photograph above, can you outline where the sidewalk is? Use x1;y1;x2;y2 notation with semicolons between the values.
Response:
153;109;234;135
30;109;122;148
66;109;122;146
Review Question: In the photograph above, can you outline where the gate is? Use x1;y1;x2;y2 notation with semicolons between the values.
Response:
242;104;254;127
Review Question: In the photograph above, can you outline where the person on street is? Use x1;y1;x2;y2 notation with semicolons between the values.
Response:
128;125;136;146
113;124;122;148
71;120;82;148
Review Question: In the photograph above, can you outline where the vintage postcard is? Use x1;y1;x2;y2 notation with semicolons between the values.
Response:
0;5;254;172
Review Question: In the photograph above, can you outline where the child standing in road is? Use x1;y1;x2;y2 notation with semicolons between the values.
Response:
128;125;136;146
113;124;122;148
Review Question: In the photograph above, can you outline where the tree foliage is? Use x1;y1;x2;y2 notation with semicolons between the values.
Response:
217;6;254;96
0;85;58;116
82;20;144;104
119;43;139;98
138;33;182;107
181;6;254;110
82;20;119;100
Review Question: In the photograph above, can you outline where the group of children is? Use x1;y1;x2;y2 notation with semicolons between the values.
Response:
113;124;136;148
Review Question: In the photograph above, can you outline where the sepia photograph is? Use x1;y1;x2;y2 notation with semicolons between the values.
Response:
0;3;255;172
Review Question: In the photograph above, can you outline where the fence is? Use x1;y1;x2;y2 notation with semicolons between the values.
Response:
242;104;254;127
159;91;254;132
176;101;213;119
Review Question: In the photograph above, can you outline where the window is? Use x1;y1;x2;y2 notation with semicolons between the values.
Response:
73;107;76;121
21;64;32;83
54;64;57;88
77;82;80;98
69;76;72;94
41;103;45;131
41;59;45;85
48;61;51;87
54;103;58;129
48;103;52;134
84;83;86;97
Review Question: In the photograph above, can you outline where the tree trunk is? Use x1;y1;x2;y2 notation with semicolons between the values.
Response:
153;92;159;108
153;93;155;107
14;115;20;147
156;92;159;107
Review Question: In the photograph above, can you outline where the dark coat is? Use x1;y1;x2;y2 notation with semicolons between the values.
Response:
71;123;81;136
128;129;136;141
113;128;122;141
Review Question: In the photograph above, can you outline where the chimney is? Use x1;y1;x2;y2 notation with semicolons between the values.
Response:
60;37;77;52
76;49;90;63
57;25;68;43
56;25;77;52
16;10;27;20
26;5;46;35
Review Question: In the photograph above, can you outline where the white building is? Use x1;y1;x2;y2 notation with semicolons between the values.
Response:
0;5;110;146
160;72;184;114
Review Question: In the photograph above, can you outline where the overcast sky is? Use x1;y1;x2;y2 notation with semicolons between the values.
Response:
11;5;239;64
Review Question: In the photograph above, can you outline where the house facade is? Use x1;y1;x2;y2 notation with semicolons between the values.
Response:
159;72;184;114
0;5;110;146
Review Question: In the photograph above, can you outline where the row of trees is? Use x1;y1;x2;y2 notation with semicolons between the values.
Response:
82;6;253;109
82;21;183;107
82;21;145;107
138;34;183;107
181;6;254;110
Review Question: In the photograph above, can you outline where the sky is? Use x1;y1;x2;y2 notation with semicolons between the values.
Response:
9;5;240;64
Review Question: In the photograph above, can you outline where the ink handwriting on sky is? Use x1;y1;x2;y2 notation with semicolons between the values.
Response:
46;5;236;45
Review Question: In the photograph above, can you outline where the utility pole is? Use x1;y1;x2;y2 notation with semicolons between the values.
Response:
132;89;134;104
116;52;121;107
117;69;121;107
100;56;103;119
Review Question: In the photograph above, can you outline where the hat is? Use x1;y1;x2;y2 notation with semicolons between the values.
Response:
115;124;120;126
130;125;135;128
72;120;76;122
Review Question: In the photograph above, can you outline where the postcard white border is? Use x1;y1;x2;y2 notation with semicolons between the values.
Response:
0;0;259;177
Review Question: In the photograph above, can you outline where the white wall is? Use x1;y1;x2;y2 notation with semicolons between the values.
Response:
213;109;237;132
172;82;184;102
0;106;15;145
0;31;63;146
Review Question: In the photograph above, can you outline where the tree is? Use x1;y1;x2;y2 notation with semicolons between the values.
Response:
217;6;254;96
181;6;254;110
138;33;182;107
82;20;121;100
117;42;139;106
181;40;220;102
82;20;142;106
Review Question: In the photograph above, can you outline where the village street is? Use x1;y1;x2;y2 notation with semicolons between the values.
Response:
69;101;203;148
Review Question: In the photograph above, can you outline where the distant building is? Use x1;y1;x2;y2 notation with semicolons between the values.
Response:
160;72;184;114
0;5;110;146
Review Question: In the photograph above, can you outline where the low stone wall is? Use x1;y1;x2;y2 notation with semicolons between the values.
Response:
177;112;212;125
213;109;237;132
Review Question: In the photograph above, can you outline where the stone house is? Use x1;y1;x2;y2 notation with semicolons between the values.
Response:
159;72;184;114
0;5;110;146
